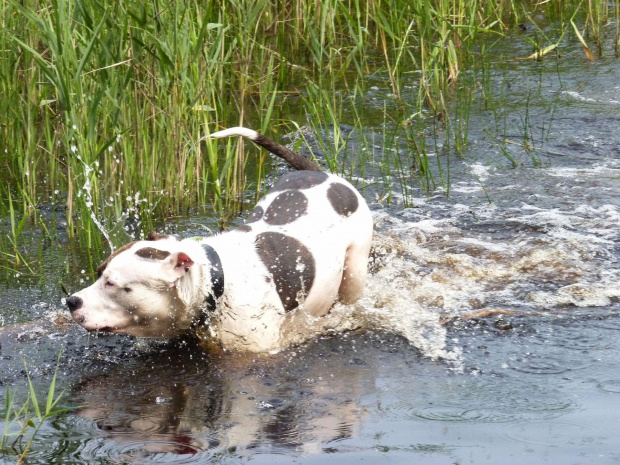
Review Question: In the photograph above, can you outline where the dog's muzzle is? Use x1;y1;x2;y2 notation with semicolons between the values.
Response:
66;295;83;313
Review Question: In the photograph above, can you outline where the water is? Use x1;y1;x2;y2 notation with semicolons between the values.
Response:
3;316;620;463
2;37;620;464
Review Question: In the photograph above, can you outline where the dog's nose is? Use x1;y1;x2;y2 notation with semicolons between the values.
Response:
66;295;83;313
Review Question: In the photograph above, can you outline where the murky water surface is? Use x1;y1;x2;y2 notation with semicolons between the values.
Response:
2;38;620;463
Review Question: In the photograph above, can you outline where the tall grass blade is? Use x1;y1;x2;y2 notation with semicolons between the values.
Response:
74;13;108;80
2;387;12;448
570;19;596;61
24;362;42;423
45;352;63;414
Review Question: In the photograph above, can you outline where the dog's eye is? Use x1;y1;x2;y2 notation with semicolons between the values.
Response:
104;280;116;289
124;287;132;293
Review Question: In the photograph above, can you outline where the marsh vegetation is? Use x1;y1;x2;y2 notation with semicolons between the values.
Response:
1;0;617;266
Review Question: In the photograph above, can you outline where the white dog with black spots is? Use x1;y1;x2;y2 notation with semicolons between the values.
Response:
66;128;373;352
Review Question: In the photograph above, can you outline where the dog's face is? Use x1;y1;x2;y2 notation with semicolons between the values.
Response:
66;239;197;338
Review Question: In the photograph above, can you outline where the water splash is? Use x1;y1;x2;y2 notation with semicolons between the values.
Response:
75;151;114;252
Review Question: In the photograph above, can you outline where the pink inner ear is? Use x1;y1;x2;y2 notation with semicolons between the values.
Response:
175;252;194;269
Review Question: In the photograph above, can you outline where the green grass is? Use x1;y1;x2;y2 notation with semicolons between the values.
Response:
0;0;617;273
1;353;71;464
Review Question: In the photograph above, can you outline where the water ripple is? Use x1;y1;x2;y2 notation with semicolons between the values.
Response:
598;379;620;394
501;420;604;447
590;315;620;331
72;412;220;464
508;352;588;375
505;395;577;417
530;327;611;351
79;435;212;464
380;400;521;423
413;405;518;423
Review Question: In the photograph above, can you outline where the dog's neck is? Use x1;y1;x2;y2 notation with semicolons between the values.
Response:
201;243;225;309
188;243;225;329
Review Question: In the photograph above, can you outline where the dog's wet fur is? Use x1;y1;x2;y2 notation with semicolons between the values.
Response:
66;127;373;352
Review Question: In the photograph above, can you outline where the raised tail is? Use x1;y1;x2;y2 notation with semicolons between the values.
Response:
204;127;321;172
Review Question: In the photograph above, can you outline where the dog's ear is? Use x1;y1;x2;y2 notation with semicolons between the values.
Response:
147;231;170;241
174;252;194;271
161;251;194;285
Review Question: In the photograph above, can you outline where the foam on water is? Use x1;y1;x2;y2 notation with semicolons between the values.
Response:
341;155;620;358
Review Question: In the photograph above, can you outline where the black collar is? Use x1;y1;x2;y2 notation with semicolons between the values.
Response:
193;244;225;328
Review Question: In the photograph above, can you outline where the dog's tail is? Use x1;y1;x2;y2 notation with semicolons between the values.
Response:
204;127;321;172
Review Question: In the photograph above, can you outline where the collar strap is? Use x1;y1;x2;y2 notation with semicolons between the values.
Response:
194;244;224;328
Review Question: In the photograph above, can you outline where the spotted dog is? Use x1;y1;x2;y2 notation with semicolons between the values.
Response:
66;127;373;352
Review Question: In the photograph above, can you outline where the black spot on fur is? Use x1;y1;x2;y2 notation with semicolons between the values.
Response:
235;224;252;233
255;232;315;312
246;206;264;223
135;247;171;261
271;171;328;192
264;191;308;225
327;182;359;217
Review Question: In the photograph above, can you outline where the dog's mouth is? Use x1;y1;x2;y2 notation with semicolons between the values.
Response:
71;311;125;333
72;316;114;333
79;324;117;334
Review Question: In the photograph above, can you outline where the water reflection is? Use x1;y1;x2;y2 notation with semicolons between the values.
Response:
2;311;620;464
69;337;371;462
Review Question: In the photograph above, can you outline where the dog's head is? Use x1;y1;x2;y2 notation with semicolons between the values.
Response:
66;234;202;338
